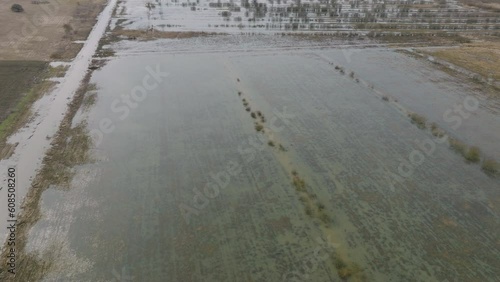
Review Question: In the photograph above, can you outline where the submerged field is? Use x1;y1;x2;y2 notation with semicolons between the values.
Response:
14;38;499;281
1;0;499;280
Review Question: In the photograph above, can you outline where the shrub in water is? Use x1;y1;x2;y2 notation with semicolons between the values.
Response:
465;146;481;163
449;138;467;156
408;113;426;129
11;4;24;12
482;159;499;175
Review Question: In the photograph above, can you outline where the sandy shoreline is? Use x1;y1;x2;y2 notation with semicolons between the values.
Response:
0;0;117;245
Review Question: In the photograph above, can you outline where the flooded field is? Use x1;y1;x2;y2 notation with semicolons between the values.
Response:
113;0;500;33
19;40;500;281
1;0;499;281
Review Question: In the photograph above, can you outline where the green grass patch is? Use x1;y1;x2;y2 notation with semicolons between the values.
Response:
46;65;69;78
0;80;55;143
0;61;49;123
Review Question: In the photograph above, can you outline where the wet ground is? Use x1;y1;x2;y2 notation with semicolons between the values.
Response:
6;0;500;281
0;0;117;263
0;61;48;123
22;40;500;281
113;0;500;33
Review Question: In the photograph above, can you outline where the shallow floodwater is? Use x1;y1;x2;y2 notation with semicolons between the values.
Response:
113;0;500;33
327;48;500;160
25;43;500;282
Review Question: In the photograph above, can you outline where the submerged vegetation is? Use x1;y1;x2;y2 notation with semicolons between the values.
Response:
82;92;97;111
292;174;306;192
449;138;482;164
291;171;332;225
430;122;445;138
0;71;95;281
422;126;500;176
408;112;427;129
234;82;336;228
481;159;499;175
449;138;468;156
426;122;498;176
465;146;481;163
334;258;363;280
41;122;93;188
2;0;500;280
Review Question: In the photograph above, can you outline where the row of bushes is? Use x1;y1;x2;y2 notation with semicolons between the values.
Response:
408;113;499;176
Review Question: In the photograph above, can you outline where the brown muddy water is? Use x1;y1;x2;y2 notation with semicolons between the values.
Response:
20;38;500;282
